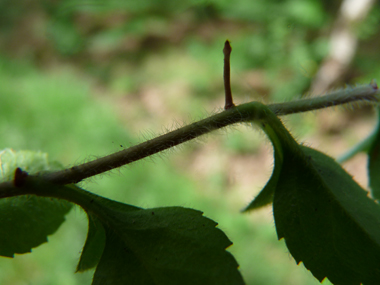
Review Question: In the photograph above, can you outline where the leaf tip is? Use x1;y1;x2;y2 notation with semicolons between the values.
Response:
241;204;256;213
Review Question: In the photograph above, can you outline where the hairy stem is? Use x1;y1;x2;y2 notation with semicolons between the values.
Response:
268;83;378;115
0;171;138;214
34;83;378;185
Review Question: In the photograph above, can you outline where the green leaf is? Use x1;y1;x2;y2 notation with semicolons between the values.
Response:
274;146;380;284
0;148;73;257
91;204;244;285
37;182;242;284
0;195;72;257
368;109;380;200
76;212;106;272
242;126;282;211
243;114;288;211
252;106;380;284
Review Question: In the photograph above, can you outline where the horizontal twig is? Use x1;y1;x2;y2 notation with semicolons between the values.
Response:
34;82;379;185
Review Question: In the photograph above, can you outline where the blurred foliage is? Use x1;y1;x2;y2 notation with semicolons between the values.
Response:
0;0;348;99
1;0;378;101
1;0;379;284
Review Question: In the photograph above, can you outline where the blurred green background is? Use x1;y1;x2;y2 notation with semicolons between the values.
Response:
1;0;379;284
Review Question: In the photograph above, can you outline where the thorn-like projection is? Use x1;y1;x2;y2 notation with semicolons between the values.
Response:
370;79;378;90
14;167;28;187
223;40;235;110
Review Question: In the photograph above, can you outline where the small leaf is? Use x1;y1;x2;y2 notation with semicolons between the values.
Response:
91;204;244;285
0;195;72;257
251;106;380;284
76;212;106;272
0;148;72;257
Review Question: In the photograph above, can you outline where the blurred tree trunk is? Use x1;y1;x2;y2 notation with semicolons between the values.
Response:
310;0;375;94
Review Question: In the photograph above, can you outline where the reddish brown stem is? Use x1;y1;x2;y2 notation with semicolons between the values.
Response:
223;40;235;110
14;167;28;187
